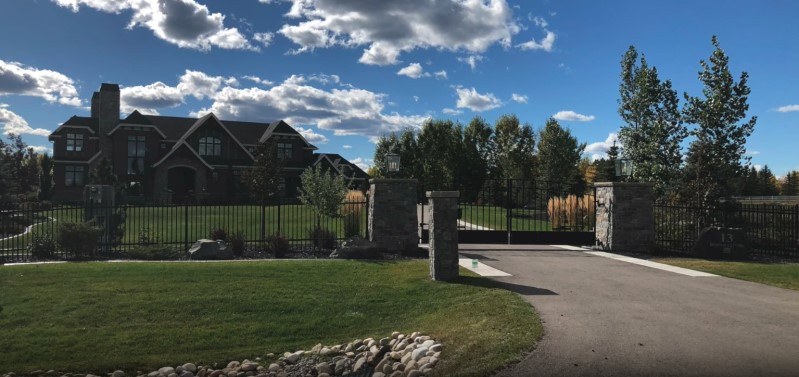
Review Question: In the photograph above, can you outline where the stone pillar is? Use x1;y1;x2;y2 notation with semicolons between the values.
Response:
368;179;418;253
594;182;654;253
427;191;459;281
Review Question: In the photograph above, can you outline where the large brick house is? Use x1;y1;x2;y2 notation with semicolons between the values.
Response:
48;83;368;203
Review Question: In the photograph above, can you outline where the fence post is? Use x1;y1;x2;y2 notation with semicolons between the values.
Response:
260;204;266;243
183;203;189;251
277;201;281;236
506;179;512;245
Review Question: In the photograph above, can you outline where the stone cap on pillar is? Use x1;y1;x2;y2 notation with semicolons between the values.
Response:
426;191;459;198
594;182;655;188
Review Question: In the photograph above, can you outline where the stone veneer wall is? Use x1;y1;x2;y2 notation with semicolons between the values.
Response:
595;182;655;253
368;179;418;253
427;191;459;281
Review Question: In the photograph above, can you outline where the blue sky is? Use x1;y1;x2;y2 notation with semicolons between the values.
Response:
0;0;797;175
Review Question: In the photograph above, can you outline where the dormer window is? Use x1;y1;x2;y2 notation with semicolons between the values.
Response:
199;137;221;157
66;133;83;152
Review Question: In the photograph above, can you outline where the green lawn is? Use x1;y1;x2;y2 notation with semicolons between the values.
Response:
458;205;594;232
0;260;542;376
655;258;799;291
1;203;367;255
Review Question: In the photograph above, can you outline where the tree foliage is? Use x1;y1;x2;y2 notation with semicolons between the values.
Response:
537;118;585;195
38;153;54;201
243;140;283;204
618;46;687;197
298;165;348;227
683;36;756;204
493;114;536;181
0;134;40;202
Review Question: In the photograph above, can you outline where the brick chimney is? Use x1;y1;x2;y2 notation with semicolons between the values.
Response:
97;83;120;160
90;91;100;118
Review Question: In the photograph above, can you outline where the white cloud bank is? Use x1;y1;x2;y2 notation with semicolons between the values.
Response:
120;70;238;114
455;87;502;112
0;59;82;107
776;104;799;113
511;93;528;103
52;0;254;51
585;132;619;161
0;104;51;137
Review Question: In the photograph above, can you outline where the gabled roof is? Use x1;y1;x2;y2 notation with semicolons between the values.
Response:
151;142;214;170
49;116;99;138
259;120;318;150
172;113;255;161
312;153;370;179
108;110;166;138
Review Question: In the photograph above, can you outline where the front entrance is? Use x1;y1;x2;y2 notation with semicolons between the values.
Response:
167;166;196;204
420;179;596;245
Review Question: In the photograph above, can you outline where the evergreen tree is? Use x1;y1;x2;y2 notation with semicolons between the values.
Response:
461;116;494;202
618;46;686;197
781;172;799;196
416;119;463;191
38;154;54;201
537;118;586;195
683;36;757;205
758;166;779;196
593;141;620;183
243;140;283;204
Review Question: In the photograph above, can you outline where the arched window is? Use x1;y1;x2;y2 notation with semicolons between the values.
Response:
198;137;221;156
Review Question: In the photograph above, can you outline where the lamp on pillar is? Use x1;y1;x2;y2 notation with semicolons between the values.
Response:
386;152;400;178
615;158;633;180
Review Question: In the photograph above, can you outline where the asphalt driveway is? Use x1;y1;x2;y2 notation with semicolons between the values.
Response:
457;244;799;377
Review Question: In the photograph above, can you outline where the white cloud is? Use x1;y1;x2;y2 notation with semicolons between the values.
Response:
52;0;254;51
442;108;463;116
0;59;82;107
342;145;352;149
350;157;373;171
295;126;328;144
413;96;419;102
776;104;799;113
552;110;595;122
253;32;274;47
397;63;426;79
0;104;51;137
585;132;619;161
276;0;520;65
745;150;760;156
511;93;528;103
434;70;448;80
121;70;237;114
455;87;502;112
30;145;52;154
242;75;274;86
458;55;484;70
531;16;548;28
517;30;556;52
754;164;763;172
192;74;429;140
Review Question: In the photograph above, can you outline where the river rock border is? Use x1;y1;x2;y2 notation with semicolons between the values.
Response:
3;332;441;377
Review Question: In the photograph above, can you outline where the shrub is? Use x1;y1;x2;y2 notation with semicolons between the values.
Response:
126;245;182;260
57;222;101;259
137;226;160;245
209;227;228;242
342;190;366;238
266;234;290;258
230;231;246;257
309;226;336;250
28;233;57;260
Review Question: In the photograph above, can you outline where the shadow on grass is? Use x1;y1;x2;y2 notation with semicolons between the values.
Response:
451;275;558;296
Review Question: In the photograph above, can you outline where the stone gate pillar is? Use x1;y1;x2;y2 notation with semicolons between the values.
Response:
594;182;654;253
427;191;459;281
368;179;418;254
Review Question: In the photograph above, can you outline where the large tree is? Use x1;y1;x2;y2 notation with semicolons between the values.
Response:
683;36;756;205
493;114;536;181
461;116;494;202
416;119;463;192
781;171;799;196
38;153;54;201
244;140;283;204
537;118;585;195
618;46;686;198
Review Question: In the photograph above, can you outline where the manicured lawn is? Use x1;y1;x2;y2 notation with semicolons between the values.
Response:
458;205;595;232
1;203;367;256
655;258;799;291
0;260;541;376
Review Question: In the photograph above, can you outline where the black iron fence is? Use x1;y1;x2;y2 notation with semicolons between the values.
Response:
0;197;369;262
655;201;799;260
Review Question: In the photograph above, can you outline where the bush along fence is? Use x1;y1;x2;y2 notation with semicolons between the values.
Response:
0;196;369;262
655;201;799;260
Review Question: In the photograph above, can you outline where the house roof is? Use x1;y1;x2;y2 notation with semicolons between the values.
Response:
313;153;369;179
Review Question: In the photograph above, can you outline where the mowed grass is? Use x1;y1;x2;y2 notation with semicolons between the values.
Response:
458;205;553;231
1;204;367;254
655;258;799;291
0;260;541;376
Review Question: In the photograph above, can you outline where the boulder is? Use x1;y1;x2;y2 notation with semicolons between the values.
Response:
188;239;233;260
329;235;382;259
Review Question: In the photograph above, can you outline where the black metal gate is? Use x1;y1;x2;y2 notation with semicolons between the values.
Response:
420;179;596;245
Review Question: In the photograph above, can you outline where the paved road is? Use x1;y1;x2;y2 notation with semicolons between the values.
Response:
456;244;799;377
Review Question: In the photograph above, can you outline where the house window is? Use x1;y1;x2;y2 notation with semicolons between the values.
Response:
66;133;83;152
212;171;220;183
247;146;256;154
277;143;293;160
199;137;222;157
64;165;85;187
160;143;167;149
127;135;146;175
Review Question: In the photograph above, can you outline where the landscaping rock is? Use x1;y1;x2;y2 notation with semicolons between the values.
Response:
188;239;233;260
329;235;382;259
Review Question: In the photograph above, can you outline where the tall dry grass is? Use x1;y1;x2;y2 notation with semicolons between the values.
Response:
547;194;595;230
342;190;366;237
